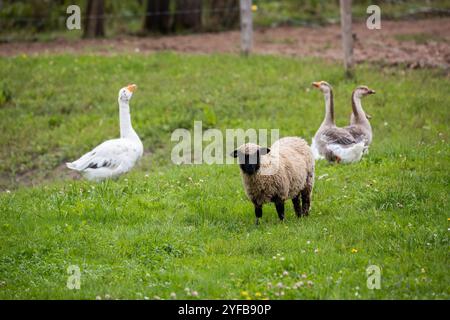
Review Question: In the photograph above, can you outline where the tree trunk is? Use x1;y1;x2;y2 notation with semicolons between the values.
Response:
84;0;105;38
209;0;239;31
143;0;171;34
174;0;202;32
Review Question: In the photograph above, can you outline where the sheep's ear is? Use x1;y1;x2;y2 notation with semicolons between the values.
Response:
259;147;270;155
230;150;239;158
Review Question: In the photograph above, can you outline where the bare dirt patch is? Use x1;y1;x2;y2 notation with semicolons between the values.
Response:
1;18;450;69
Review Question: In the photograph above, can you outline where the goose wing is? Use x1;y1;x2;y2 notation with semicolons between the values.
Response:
320;127;357;146
344;125;367;144
67;139;134;172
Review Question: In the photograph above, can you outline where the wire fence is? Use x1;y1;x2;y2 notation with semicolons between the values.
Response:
2;4;448;27
1;1;449;42
0;1;347;30
0;3;246;37
0;7;242;22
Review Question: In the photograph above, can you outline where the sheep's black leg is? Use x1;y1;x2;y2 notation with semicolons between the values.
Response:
254;205;263;225
300;189;310;216
300;173;313;216
274;199;285;221
292;195;302;217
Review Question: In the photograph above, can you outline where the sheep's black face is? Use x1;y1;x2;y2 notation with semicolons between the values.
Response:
231;147;270;176
239;152;260;175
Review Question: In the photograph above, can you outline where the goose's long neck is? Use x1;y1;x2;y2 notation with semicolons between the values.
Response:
322;90;335;126
119;99;139;140
351;91;368;124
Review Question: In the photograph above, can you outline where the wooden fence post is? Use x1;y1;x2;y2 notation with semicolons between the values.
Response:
340;0;354;75
240;0;253;56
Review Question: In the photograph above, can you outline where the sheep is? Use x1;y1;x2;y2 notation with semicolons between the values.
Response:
231;137;315;224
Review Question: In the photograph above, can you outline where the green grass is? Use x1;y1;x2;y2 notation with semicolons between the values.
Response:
0;53;449;299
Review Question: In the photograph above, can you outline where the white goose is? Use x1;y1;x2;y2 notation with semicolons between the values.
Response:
66;84;143;181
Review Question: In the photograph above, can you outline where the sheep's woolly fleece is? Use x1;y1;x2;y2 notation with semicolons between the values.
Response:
237;137;314;206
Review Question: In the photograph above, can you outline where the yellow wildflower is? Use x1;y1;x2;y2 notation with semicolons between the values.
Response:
251;5;258;12
351;248;358;253
240;291;249;297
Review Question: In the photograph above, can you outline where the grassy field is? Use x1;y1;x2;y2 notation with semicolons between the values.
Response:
0;53;449;299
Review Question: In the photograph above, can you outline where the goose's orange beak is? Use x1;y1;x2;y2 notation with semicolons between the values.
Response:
312;81;321;88
127;84;137;92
